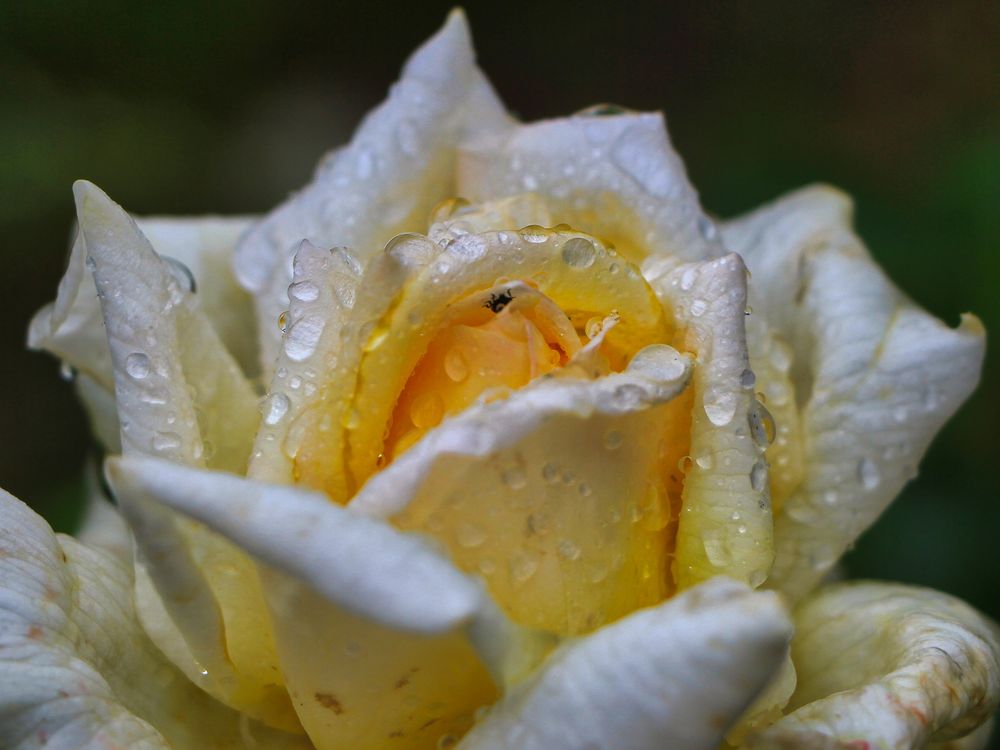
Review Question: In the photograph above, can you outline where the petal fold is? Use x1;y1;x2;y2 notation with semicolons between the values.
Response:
459;577;791;750
745;582;1000;749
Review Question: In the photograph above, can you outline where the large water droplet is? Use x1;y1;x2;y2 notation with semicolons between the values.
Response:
740;368;756;389
627;344;687;382
748;401;776;447
444;348;469;382
283;315;324;361
702;531;732;567
410;393;444;429
703;388;737;426
519;225;549;244
125;352;151;380
857;457;881;490
750;459;768;492
385;233;436;266
560;237;597;269
288;280;320;303
262;393;290;425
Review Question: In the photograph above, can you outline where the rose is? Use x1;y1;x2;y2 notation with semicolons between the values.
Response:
4;9;997;750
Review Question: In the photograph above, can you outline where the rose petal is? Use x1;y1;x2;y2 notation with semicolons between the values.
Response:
350;343;693;635
458;577;791;750
234;9;513;373
106;456;547;750
457;110;723;264
744;582;1000;749
0;489;309;750
644;253;774;590
76;181;298;730
722;186;987;599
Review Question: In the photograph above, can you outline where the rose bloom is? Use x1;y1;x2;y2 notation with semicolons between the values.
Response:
3;11;997;750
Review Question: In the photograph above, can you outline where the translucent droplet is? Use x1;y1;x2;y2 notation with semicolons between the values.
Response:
857;457;880;490
446;234;488;260
509;551;538;585
385;233;436;266
628;344;687;381
519;225;549;244
288;280;319;303
703;388;737;426
611;383;645;410
283;315;324;361
278;311;288;333
444;348;469;382
362;325;390;352
750;459;768;492
749;569;768;588
603;430;624;450
410;393;444;429
59;361;76;381
680;267;697;291
478;557;497;575
740;368;756;389
501;466;527;490
697;215;718;241
152;431;182;453
702;531;732;567
695;454;714;470
748;401;776;446
546;539;578;566
578;482;592;496
125;352;151;380
262;393;290;425
585;316;604;339
560;237;597;269
584;560;609;583
542;462;560;484
689;299;707;317
163;256;196;293
456;522;486;548
340;408;361;430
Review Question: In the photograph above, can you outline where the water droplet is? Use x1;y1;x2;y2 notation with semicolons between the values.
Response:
446;234;488;260
857;457;880;490
678;455;694;473
680;267;697;291
410;393;444;429
603;430;624;450
578;482;592;496
822;489;838;505
703;388;737;426
519;225;549;244
584;560;609;583
750;459;768;492
385;233;436;266
59;361;76;381
585;316;604;339
740;369;756;389
456;522;486;548
628;344;687;382
125;352;151;380
444;348;469;382
508;551;538;585
284;315;324;361
689;298;707;317
478;557;497;575
574;103;631;117
749;569;768;588
164;256;196;293
560;237;597;269
262;393;290;425
697;215;718;241
289;280;319;303
85;255;97;272
501;466;527;490
695;454;714;470
702;531;732;567
542;462;560;484
748;401;776;446
340;408;361;430
152;431;182;453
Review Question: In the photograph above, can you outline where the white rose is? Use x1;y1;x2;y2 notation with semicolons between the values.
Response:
5;10;996;750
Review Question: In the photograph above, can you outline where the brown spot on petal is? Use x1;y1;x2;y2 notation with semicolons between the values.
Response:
315;692;343;714
394;675;410;689
27;625;43;640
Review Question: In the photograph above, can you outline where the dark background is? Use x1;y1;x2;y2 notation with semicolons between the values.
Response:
2;0;998;670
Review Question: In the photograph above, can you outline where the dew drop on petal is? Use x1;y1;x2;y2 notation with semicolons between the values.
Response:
152;431;182;453
443;348;469;382
560;237;597;269
603;429;624;450
288;280;320;303
501;466;527;489
262;393;290;426
456;522;486;548
750;459;768;493
857;457;881;490
125;352;151;380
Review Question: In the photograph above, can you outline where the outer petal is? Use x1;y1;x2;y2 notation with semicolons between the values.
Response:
106;456;547;750
644;253;774;590
457;110;724;263
0;489;309;750
744;582;1000;749
722;186;986;598
459;577;791;750
350;344;693;635
75;182;297;730
234;9;513;373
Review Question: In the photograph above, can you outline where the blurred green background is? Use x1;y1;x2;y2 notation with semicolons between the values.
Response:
2;0;998;641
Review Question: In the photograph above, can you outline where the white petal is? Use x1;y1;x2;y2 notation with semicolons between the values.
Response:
234;9;513;373
644;253;774;590
457;110;723;263
105;456;534;750
350;345;692;634
723;187;986;598
0;489;309;750
745;582;1000;749
459;577;791;750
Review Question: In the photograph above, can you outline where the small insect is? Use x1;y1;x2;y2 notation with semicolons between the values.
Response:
484;289;514;313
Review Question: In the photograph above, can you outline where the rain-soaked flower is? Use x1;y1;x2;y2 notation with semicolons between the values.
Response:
4;10;997;750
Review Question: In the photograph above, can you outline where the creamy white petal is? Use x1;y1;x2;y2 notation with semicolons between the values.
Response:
350;344;692;634
0;489;309;750
723;186;986;598
643;253;774;590
234;9;513;373
457;110;723;263
137;216;258;377
105;456;535;750
744;582;1000;749
459;577;791;750
76;181;296;730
